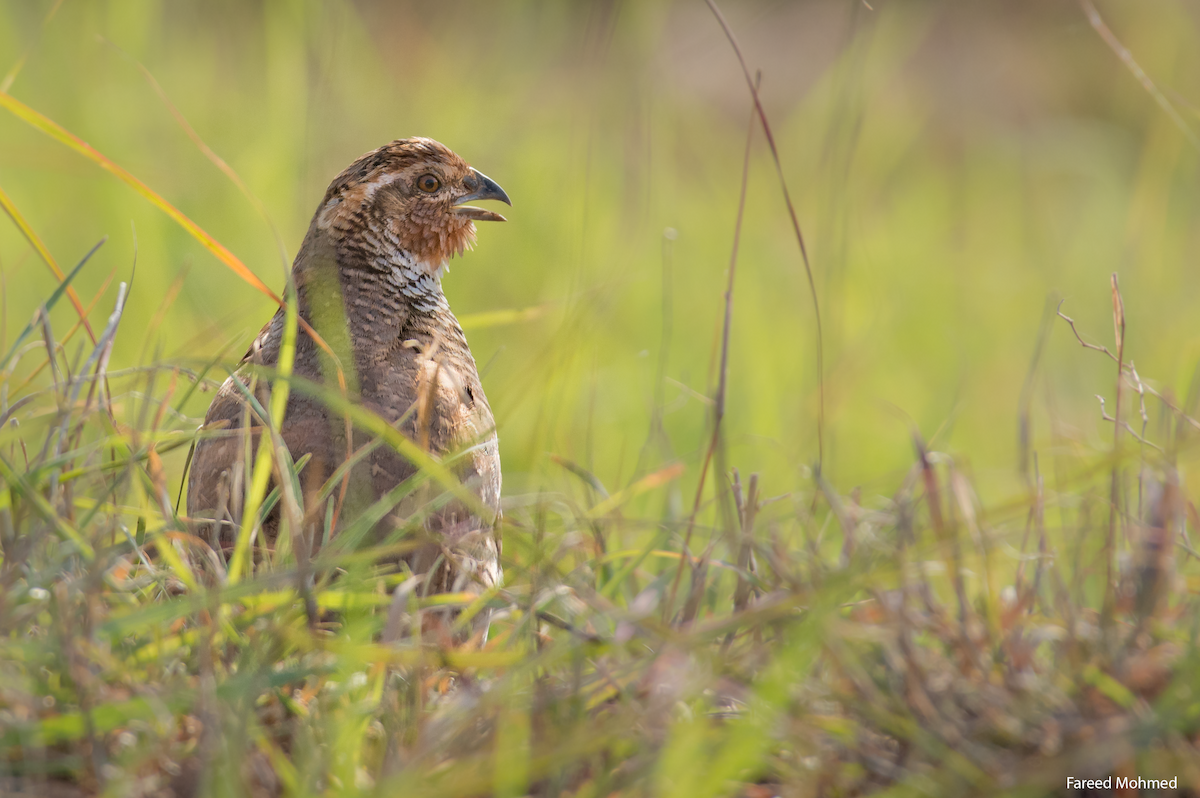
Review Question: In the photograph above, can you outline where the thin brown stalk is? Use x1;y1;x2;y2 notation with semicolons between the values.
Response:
732;471;760;614
1095;395;1161;452
705;0;825;467
633;228;676;480
1015;454;1038;595
1103;273;1125;625
1079;0;1200;151
1018;297;1057;484
915;436;971;663
38;309;61;399
1032;457;1048;609
664;77;755;624
815;468;854;567
1059;300;1200;435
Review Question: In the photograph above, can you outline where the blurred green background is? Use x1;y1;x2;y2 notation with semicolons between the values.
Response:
1;0;1198;513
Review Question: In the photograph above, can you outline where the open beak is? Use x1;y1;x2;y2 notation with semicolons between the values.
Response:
453;168;511;222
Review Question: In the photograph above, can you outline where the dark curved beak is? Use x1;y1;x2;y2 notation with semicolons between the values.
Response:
453;168;511;222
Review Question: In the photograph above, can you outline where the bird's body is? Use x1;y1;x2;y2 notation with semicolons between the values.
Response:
187;138;508;600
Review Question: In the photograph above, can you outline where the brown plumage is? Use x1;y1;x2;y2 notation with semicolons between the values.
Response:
186;137;509;607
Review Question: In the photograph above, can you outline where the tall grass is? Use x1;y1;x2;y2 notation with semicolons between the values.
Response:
3;245;1200;795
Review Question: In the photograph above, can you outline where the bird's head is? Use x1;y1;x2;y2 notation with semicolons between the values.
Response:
314;137;511;269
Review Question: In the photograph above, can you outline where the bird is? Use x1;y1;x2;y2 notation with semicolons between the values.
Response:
186;137;509;618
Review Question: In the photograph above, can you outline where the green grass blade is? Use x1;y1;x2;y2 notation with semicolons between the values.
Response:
0;237;105;373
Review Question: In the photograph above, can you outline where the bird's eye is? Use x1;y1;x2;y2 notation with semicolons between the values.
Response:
416;174;441;193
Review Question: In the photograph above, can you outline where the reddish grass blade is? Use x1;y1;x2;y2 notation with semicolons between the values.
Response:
0;92;358;420
0;183;97;344
101;39;292;270
0;90;281;304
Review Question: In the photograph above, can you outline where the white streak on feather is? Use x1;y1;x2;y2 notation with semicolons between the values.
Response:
383;249;447;313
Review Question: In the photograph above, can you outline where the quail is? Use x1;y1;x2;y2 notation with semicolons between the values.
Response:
187;137;509;606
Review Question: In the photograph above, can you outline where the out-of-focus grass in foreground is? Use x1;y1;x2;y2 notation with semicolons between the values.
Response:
3;1;1200;795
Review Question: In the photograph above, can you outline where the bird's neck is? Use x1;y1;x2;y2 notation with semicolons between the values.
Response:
294;227;456;350
378;248;449;315
336;218;450;315
335;246;456;344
